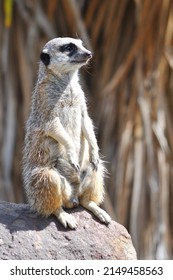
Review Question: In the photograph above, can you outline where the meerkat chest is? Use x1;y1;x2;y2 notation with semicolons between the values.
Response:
58;88;83;134
59;90;80;108
60;104;81;127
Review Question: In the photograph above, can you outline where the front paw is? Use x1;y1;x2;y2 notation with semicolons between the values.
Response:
67;150;80;172
71;162;80;173
69;158;80;173
90;154;99;170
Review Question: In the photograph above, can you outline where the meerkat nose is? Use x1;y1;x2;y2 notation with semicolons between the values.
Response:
85;51;93;58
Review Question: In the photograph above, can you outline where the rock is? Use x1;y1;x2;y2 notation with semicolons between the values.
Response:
0;200;137;260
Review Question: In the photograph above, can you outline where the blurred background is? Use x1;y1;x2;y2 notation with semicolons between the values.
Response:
0;0;173;259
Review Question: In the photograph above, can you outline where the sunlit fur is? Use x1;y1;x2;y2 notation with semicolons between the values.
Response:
23;37;111;229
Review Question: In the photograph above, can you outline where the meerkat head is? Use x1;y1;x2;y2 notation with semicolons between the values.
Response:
40;37;92;76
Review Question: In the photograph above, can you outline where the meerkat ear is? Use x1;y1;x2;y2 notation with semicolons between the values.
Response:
40;52;50;66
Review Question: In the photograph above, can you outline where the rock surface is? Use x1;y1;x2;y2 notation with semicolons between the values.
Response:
0;200;137;260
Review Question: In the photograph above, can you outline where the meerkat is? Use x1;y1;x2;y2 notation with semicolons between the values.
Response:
23;37;111;229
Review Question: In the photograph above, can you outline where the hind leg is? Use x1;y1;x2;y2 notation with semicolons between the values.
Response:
79;163;111;224
53;176;77;229
28;167;77;229
53;207;77;229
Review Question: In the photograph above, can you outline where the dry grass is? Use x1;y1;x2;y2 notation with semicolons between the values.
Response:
0;0;173;259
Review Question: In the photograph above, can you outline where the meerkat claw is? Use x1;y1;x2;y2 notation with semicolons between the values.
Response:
97;210;111;224
55;210;77;230
71;162;80;173
91;159;99;171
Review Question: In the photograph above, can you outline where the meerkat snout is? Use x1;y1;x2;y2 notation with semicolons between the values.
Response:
82;50;92;59
86;51;92;58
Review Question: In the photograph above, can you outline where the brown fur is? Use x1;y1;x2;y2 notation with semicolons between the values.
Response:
23;37;111;228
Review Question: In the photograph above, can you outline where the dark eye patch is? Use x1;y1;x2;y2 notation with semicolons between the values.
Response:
59;43;77;54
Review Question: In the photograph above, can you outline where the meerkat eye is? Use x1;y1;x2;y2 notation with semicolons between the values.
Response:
59;43;77;53
40;52;50;66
